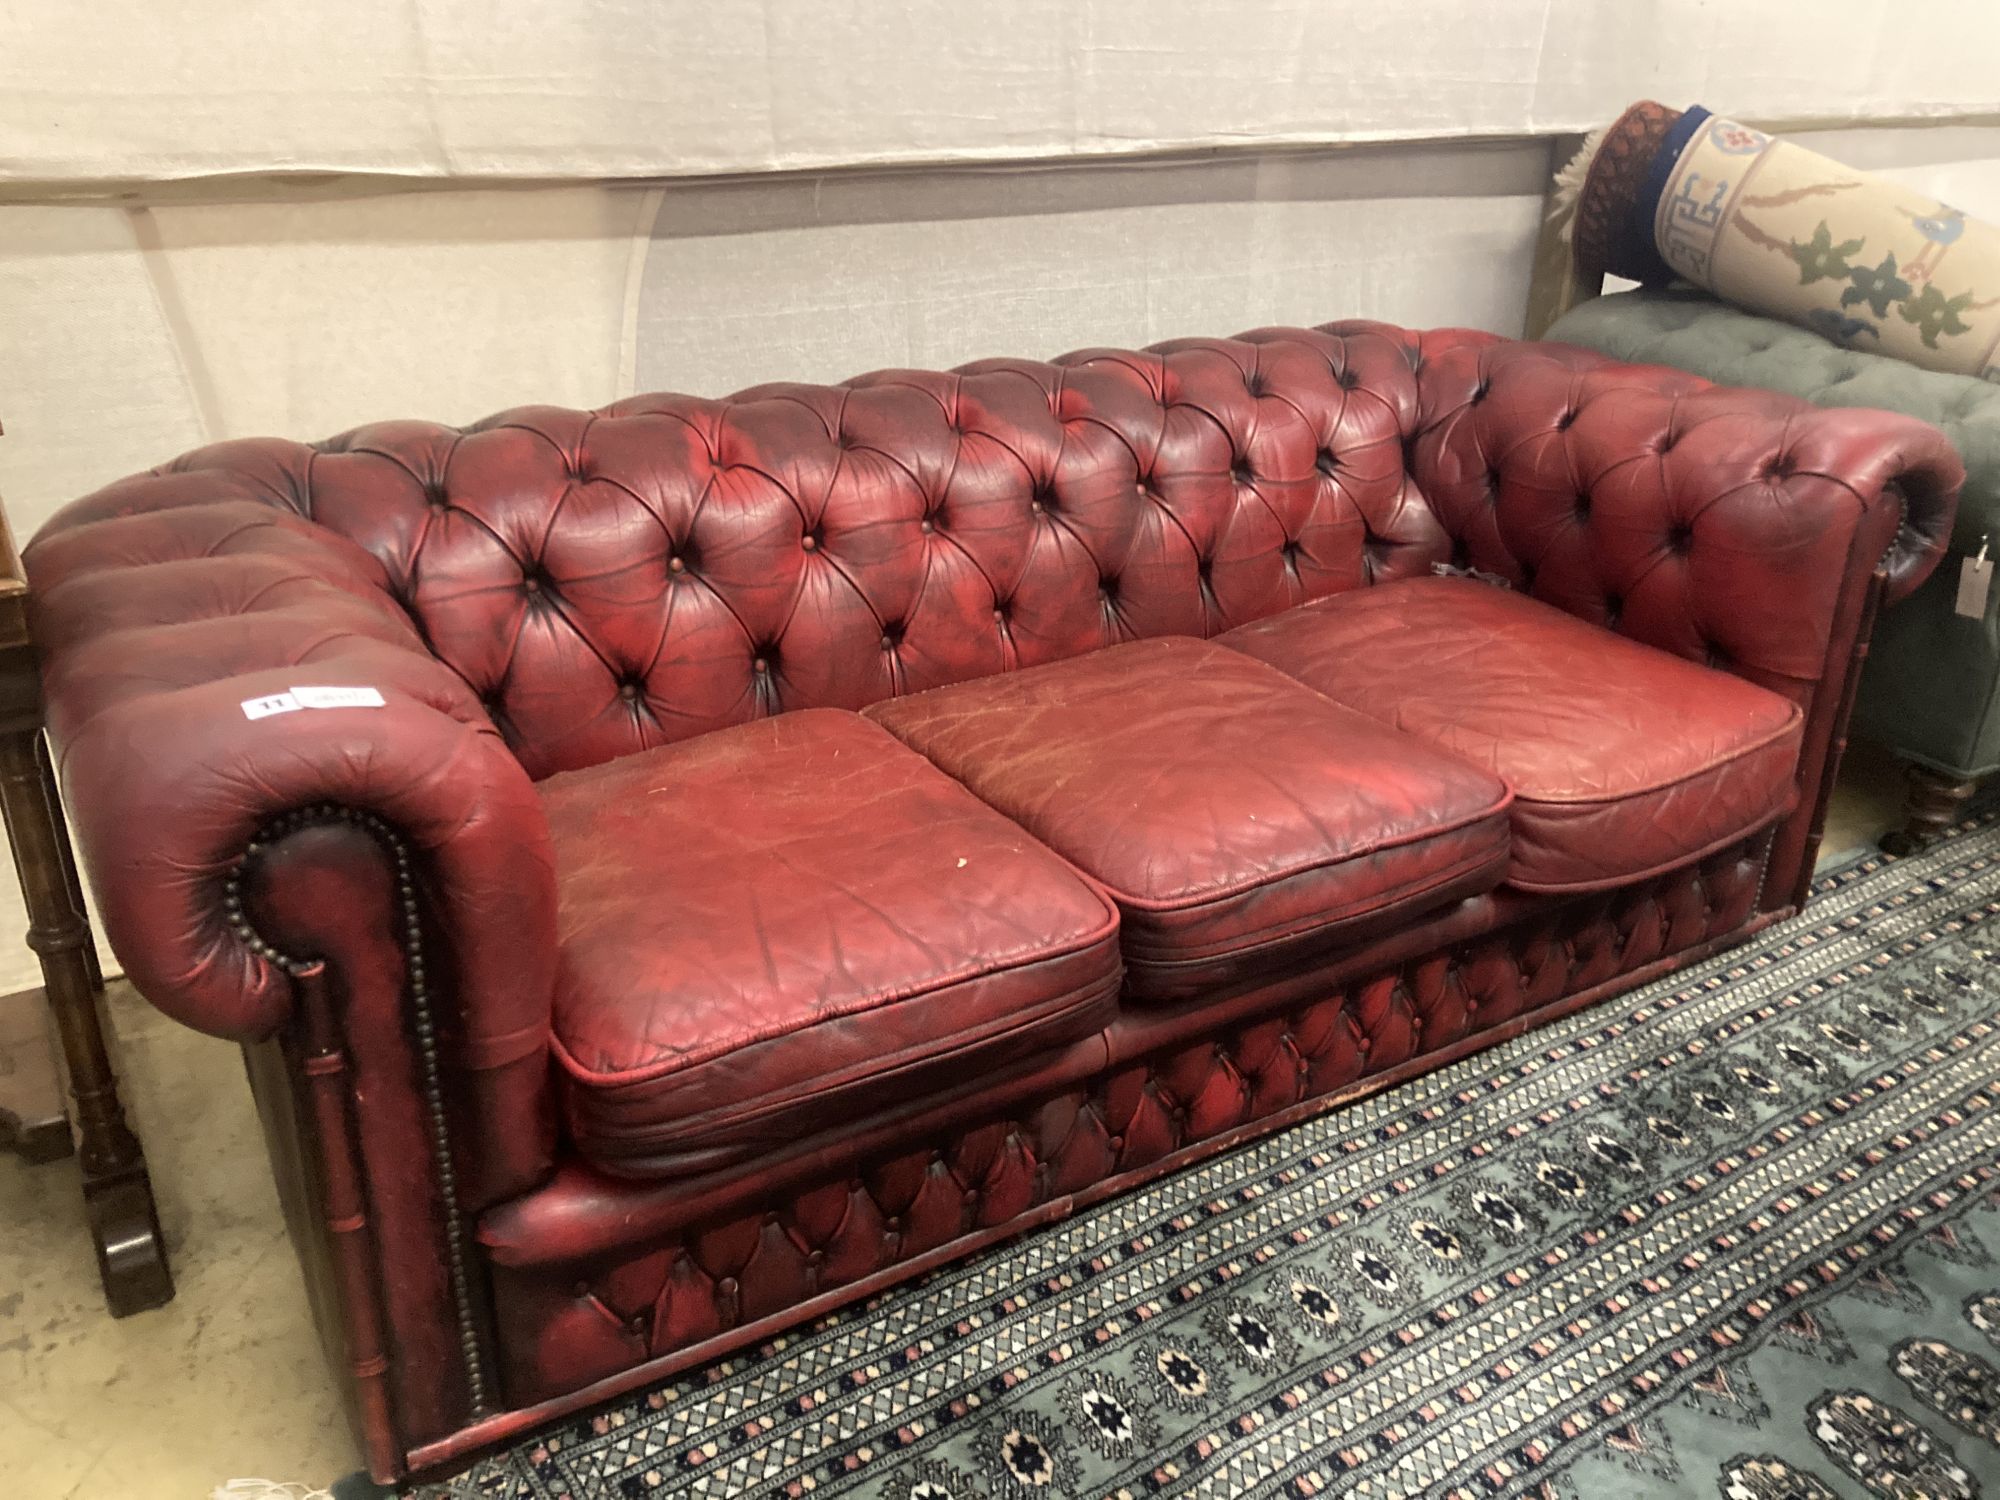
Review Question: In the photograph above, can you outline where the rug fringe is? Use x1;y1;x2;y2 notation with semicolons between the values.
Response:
211;1481;333;1500
1546;122;1609;247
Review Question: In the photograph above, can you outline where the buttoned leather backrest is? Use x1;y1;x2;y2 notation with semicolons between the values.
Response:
37;318;1954;783
47;322;1454;779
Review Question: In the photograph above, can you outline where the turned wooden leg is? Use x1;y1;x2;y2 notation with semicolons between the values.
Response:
0;728;172;1315
40;734;104;993
1881;762;1980;857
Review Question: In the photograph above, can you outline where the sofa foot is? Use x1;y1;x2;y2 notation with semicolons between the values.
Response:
1882;763;1980;856
0;986;72;1163
331;1471;399;1500
0;1100;72;1163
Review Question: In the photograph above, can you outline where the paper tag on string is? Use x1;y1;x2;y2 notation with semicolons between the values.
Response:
1956;536;1992;619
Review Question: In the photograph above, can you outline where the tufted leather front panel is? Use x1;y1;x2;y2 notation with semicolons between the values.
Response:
1401;329;1961;698
484;833;1769;1408
865;635;1512;998
1222;577;1804;891
540;710;1123;1179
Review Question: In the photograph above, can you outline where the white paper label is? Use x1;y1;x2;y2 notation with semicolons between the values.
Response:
241;685;387;720
240;691;301;720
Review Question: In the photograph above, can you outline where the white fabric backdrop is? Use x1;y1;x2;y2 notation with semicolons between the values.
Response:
3;0;1996;185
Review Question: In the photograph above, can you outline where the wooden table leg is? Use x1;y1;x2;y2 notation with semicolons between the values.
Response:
0;728;173;1315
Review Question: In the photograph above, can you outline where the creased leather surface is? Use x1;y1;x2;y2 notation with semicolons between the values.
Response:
866;636;1511;998
485;835;1768;1407
1221;576;1803;891
540;709;1123;1178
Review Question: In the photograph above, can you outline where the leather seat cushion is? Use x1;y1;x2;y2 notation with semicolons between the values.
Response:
864;637;1513;1002
1219;576;1804;892
542;709;1123;1178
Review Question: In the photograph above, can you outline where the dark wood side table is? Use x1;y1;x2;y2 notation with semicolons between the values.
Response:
0;473;173;1315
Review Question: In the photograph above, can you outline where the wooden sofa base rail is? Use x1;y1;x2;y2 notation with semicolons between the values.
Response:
399;835;1781;1478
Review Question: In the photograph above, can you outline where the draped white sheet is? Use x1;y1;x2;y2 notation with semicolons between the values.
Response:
3;0;1996;185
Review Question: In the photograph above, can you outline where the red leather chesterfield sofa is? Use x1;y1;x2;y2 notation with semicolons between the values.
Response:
25;320;1960;1480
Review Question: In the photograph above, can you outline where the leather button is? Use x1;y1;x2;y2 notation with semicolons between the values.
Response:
717;1276;739;1299
881;634;897;651
919;518;935;535
522;576;542;594
752;658;771;675
801;534;819;552
962;1189;979;1208
668;556;686;574
618;682;640;701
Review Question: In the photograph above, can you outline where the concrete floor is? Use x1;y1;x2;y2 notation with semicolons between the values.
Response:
0;747;1916;1499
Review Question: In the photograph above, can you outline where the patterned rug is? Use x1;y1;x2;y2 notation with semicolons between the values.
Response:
421;815;2000;1500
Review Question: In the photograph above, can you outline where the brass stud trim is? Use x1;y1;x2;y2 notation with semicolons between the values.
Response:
224;802;491;1416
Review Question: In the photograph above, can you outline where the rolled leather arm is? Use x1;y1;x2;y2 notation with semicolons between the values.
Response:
1399;328;1963;695
1545;289;2000;561
25;454;558;1079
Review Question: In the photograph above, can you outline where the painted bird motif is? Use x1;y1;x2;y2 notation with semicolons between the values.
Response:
1900;202;1967;283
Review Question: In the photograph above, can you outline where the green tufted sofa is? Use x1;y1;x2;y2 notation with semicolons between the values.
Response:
1548;287;2000;851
